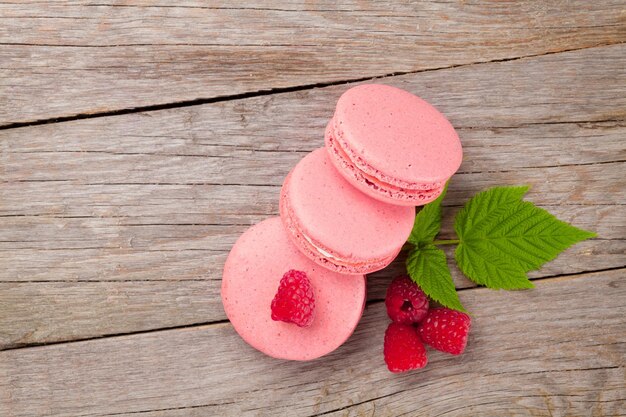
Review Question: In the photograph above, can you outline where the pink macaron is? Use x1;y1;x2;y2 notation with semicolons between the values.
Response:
222;217;366;361
280;148;415;275
325;84;463;206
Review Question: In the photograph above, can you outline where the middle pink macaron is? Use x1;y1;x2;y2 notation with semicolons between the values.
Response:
280;148;415;275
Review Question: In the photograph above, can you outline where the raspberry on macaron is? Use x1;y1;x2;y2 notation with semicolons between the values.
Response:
271;269;316;327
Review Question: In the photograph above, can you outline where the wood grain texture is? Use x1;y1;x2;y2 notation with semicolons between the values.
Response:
1;1;625;124
0;210;623;348
1;44;625;349
2;270;624;417
0;281;219;348
1;4;625;415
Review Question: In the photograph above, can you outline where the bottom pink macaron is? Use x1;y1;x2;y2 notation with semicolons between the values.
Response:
221;217;366;361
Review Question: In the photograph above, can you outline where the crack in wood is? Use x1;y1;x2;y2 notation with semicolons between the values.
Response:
5;156;621;187
458;159;626;173
514;365;622;377
0;279;214;283
80;401;237;417
9;149;311;156
6;151;625;172
457;119;626;130
365;265;626;306
2;266;621;352
0;319;231;352
0;41;322;47
0;42;622;131
79;3;391;14
458;265;626;290
309;388;410;417
428;400;524;417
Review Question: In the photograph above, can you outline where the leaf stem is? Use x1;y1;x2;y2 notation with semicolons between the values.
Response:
433;239;460;246
401;242;414;251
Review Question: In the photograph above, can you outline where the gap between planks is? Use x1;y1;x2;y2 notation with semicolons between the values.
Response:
4;159;624;187
0;319;232;352
6;152;625;171
0;41;622;131
2;266;623;352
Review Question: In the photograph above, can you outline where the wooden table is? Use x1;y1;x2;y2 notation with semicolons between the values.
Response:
1;2;625;416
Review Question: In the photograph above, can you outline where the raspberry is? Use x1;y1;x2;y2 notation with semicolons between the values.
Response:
384;322;428;372
271;270;315;327
385;276;429;325
418;308;471;355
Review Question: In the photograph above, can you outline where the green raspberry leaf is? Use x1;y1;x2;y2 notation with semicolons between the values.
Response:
454;185;530;240
407;183;448;247
455;240;533;289
454;186;597;289
406;244;466;312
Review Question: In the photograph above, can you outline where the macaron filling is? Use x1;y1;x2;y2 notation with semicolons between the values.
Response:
302;233;341;261
326;118;445;202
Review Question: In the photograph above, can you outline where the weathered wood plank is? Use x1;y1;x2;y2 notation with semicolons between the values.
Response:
0;237;623;350
1;270;624;417
1;1;624;124
1;164;623;291
3;43;626;149
1;162;624;246
0;281;219;349
3;125;625;185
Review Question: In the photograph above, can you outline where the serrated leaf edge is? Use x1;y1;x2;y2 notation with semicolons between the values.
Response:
406;245;466;312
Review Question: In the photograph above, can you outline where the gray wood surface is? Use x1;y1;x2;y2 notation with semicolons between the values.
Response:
1;2;625;416
1;0;624;124
2;271;624;417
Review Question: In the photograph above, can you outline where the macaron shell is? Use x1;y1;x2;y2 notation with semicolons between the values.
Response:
280;182;400;274
221;217;366;361
325;123;444;206
280;148;415;273
333;84;462;185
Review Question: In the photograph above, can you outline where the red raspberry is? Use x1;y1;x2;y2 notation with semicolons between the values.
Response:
418;308;471;355
385;276;429;325
384;322;428;372
271;270;315;327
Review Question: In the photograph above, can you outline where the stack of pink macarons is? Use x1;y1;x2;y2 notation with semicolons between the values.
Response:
222;84;462;361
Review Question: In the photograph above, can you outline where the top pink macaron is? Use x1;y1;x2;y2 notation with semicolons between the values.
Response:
325;84;462;206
